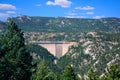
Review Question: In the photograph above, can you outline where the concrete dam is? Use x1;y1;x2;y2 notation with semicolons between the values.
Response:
35;41;75;58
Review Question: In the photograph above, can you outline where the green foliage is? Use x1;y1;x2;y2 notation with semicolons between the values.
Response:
0;21;32;80
26;44;55;62
58;30;120;78
35;61;50;80
26;43;60;73
31;61;58;80
62;65;78;80
87;68;99;80
103;64;120;80
0;17;120;80
0;20;6;30
4;16;120;32
57;55;71;70
87;64;120;80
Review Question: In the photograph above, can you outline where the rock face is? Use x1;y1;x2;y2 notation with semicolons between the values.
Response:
35;41;75;58
57;32;120;79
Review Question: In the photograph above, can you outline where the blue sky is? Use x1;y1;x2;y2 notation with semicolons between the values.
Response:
0;0;120;20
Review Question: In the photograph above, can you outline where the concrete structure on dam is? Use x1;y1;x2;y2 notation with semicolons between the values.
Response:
35;41;75;58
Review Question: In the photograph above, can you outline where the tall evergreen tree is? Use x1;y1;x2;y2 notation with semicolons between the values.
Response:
0;21;32;80
104;64;120;80
87;64;120;80
87;68;99;80
62;65;78;80
32;61;58;80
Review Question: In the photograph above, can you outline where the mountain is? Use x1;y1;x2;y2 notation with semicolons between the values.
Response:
3;15;120;32
0;15;119;42
0;16;120;79
57;31;120;79
0;20;7;31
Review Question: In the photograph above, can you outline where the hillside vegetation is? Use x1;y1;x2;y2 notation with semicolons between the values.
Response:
0;16;120;80
2;15;120;32
57;31;120;79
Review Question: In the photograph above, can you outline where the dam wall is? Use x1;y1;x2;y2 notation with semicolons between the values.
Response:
36;41;75;58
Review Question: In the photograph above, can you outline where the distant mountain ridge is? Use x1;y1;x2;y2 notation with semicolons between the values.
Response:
0;15;120;32
0;21;6;31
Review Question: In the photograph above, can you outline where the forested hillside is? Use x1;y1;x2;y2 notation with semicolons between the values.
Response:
0;15;120;32
1;15;119;42
0;16;120;80
57;31;120;79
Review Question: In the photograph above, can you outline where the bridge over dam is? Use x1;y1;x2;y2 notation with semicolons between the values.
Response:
35;41;75;58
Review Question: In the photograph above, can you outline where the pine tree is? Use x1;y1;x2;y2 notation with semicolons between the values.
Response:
62;65;78;80
87;68;99;80
104;64;120;80
32;61;58;80
0;21;32;80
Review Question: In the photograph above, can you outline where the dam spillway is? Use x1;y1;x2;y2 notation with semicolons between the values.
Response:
35;41;75;58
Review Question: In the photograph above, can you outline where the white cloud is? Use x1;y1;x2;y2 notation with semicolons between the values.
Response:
0;4;16;10
36;4;41;7
86;12;94;15
0;13;9;18
46;0;72;8
75;6;94;10
7;11;16;14
93;16;102;19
